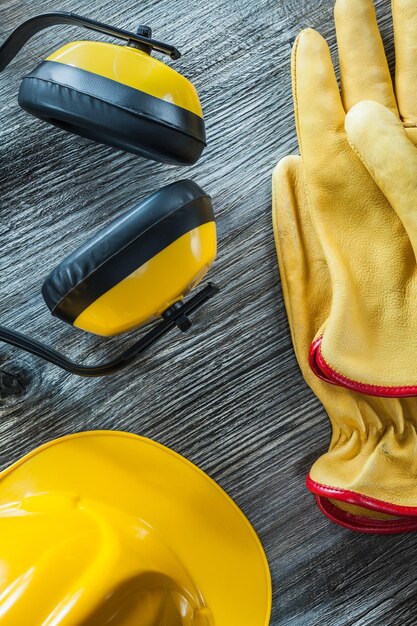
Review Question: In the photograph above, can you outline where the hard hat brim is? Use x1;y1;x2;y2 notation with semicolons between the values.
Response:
0;431;271;626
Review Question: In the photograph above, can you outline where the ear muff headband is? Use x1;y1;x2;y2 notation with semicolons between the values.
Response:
0;12;181;70
0;283;218;377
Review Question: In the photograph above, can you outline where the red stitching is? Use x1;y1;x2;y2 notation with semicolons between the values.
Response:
307;474;417;516
309;336;417;397
315;496;417;534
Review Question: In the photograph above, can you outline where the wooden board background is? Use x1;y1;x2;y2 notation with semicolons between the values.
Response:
1;1;416;624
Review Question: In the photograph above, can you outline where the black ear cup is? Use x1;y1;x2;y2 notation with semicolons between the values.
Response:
18;48;207;165
42;180;216;337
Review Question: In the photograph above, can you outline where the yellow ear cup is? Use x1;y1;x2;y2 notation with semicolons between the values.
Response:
47;41;203;116
42;181;217;336
18;39;206;164
1;13;205;164
74;222;216;336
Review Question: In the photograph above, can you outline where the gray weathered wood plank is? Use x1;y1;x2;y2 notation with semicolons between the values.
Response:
1;1;416;624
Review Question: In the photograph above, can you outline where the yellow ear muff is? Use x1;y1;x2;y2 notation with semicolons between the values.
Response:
0;14;205;165
18;31;206;165
0;15;217;376
42;180;217;336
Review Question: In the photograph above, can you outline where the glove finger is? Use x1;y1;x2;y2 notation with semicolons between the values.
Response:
292;29;345;161
272;155;331;377
392;0;417;125
335;0;398;114
345;99;417;256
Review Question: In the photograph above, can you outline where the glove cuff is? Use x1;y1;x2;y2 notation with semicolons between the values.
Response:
307;475;417;533
314;495;417;534
309;336;417;398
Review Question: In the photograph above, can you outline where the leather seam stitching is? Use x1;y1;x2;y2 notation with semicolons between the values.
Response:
318;341;417;392
308;475;417;515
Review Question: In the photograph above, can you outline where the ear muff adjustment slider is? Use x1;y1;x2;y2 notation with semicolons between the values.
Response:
162;302;193;332
127;25;153;55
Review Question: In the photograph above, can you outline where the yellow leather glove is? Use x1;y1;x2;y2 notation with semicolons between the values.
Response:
272;0;417;531
273;155;417;533
293;0;417;397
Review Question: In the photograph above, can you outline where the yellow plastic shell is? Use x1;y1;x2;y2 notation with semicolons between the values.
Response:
46;40;204;117
73;222;217;336
0;431;271;626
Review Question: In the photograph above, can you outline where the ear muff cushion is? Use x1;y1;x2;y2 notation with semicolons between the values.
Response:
42;180;214;325
18;61;206;165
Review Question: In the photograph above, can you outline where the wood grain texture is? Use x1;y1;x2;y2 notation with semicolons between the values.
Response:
0;1;415;624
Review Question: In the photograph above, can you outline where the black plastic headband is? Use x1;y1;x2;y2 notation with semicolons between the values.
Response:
0;284;219;377
0;12;181;72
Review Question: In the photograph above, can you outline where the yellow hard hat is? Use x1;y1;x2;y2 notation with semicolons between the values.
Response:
0;432;271;625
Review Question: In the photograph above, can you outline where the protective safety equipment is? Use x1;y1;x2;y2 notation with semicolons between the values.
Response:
291;0;417;397
43;181;216;337
0;178;218;377
1;12;206;165
0;13;218;376
0;431;272;625
273;155;417;533
272;0;417;530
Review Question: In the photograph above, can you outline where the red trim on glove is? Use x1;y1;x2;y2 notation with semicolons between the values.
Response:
309;475;417;533
315;496;417;534
309;336;417;397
